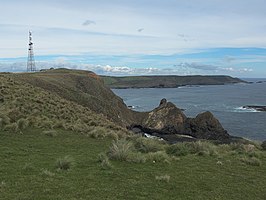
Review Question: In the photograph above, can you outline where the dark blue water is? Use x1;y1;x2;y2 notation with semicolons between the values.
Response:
113;79;266;141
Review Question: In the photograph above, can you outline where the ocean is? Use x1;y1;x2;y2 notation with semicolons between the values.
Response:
112;79;266;141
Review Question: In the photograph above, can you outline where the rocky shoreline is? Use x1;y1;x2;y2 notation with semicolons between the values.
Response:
129;98;242;144
243;105;266;112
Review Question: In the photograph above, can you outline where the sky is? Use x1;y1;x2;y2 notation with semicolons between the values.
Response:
0;0;266;77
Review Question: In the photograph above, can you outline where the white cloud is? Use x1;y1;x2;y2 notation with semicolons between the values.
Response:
222;67;253;73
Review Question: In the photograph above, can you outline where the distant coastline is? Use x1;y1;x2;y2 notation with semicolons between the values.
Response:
101;75;246;89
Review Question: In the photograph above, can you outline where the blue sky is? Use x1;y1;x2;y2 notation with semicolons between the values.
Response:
0;0;266;77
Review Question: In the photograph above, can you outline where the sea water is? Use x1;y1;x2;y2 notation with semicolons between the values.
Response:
112;79;266;141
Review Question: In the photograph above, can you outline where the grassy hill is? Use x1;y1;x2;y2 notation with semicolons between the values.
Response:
1;69;266;199
13;68;136;126
101;75;245;88
0;72;128;135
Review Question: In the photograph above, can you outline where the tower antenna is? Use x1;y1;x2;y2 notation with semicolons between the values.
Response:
27;31;36;72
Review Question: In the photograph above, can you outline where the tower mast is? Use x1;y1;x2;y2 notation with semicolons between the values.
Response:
27;31;36;72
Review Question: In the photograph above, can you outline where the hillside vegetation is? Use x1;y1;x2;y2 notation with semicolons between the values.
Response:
0;73;128;137
101;75;245;88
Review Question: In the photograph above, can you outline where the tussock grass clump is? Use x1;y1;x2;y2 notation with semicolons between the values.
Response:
155;175;170;183
4;123;19;133
98;153;112;170
187;141;217;156
22;163;35;171
147;151;171;163
55;156;74;170
0;181;6;189
240;156;262;166
134;137;165;153
17;118;29;130
228;143;249;153
166;142;190;156
0;114;10;129
89;127;108;138
42;130;58;137
166;141;217;157
41;169;55;177
127;152;147;163
108;139;133;161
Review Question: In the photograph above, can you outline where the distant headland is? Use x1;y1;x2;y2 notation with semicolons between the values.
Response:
101;75;246;89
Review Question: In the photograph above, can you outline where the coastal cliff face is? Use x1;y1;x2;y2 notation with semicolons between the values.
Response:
11;69;233;142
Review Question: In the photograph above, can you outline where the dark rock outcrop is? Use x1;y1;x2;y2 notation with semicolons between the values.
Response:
186;111;229;140
133;99;230;143
142;99;187;134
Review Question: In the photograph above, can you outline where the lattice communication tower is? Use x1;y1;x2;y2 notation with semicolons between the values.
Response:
27;31;36;72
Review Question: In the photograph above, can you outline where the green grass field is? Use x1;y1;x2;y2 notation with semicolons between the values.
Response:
1;129;265;200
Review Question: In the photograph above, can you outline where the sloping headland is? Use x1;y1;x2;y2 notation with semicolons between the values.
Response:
4;68;242;143
101;75;246;88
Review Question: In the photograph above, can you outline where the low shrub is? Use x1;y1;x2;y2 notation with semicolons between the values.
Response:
108;139;133;161
55;156;74;170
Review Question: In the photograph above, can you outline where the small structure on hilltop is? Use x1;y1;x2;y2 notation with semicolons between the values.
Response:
27;31;36;72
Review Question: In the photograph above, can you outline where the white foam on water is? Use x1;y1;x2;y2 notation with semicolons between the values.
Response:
234;106;261;113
